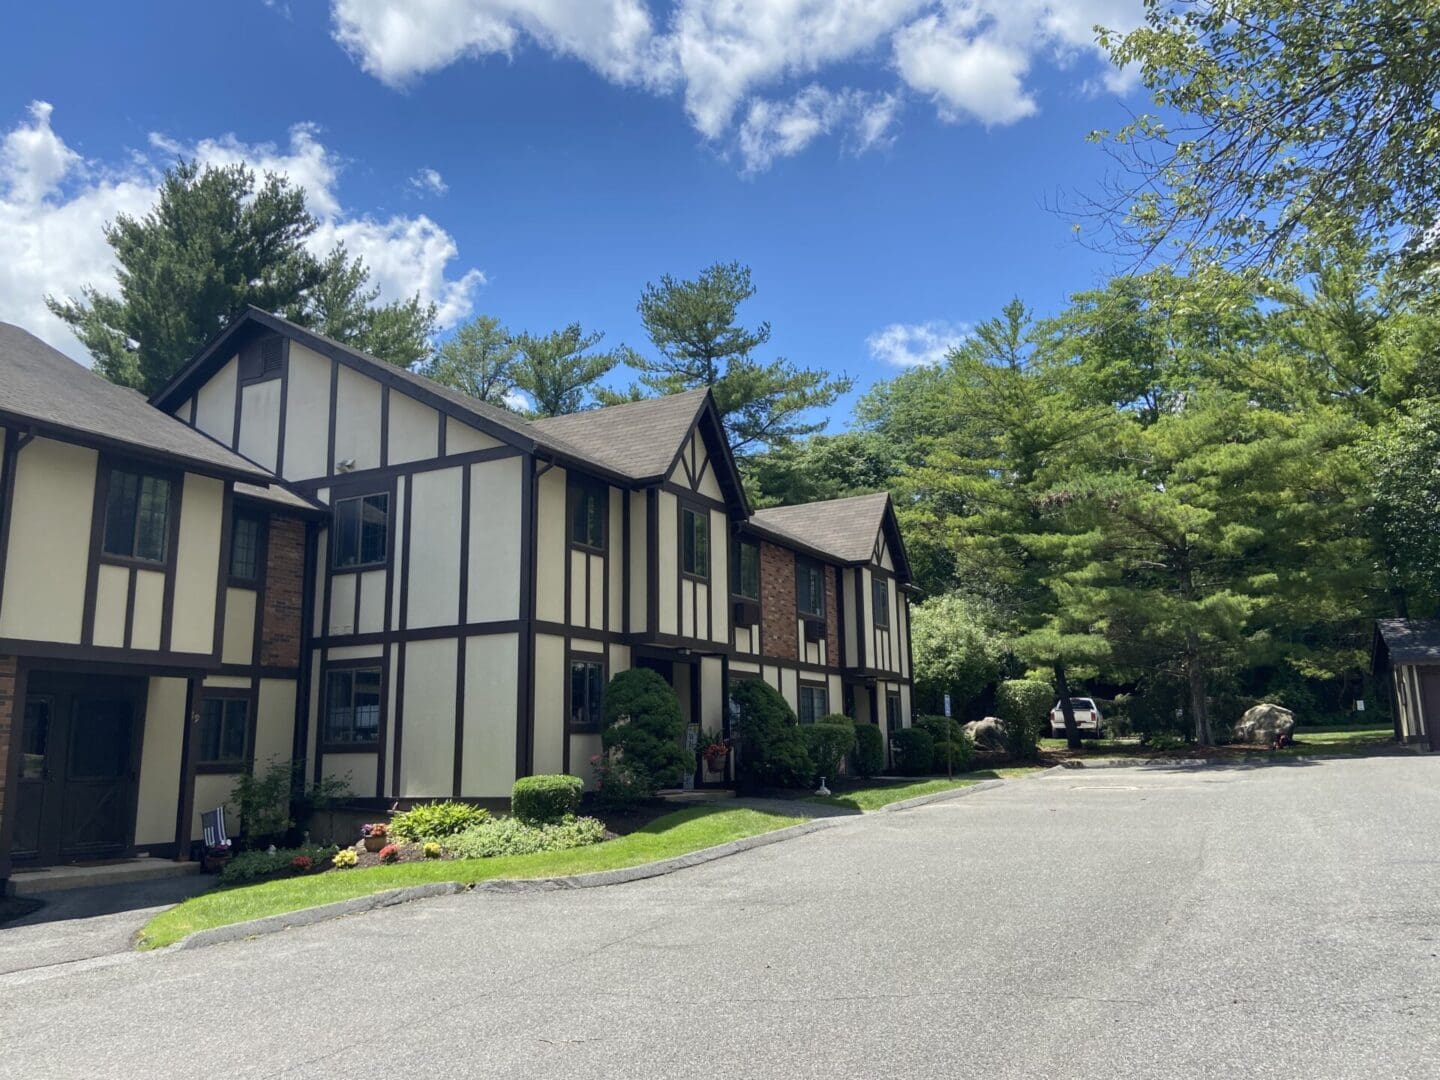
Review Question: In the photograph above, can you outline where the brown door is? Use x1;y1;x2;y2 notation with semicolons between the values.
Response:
13;673;144;864
1422;670;1440;753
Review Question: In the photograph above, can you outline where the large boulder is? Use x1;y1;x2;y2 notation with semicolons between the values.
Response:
1232;703;1295;745
964;717;1009;753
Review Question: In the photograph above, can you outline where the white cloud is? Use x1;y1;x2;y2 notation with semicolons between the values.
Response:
867;320;971;366
329;0;1146;168
409;167;448;196
737;86;899;172
0;102;483;363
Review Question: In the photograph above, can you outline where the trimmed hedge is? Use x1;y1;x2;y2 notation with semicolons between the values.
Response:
732;679;813;789
804;718;857;780
929;738;973;773
850;720;885;778
511;774;583;824
892;727;935;776
390;800;490;841
602;668;691;793
443;815;606;858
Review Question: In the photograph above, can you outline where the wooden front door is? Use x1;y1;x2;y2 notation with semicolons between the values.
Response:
1421;669;1440;753
12;672;145;864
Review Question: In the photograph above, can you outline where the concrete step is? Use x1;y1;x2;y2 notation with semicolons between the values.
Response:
7;857;201;896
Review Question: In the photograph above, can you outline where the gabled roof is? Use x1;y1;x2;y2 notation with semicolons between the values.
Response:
749;491;911;580
153;308;749;507
1374;618;1440;667
533;389;709;478
0;321;273;483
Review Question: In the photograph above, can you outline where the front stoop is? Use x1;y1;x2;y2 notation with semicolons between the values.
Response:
6;858;201;896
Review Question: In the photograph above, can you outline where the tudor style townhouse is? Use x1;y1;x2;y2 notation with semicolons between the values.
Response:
0;309;914;882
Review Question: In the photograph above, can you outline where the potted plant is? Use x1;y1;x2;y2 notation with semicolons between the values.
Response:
360;822;389;852
699;730;730;775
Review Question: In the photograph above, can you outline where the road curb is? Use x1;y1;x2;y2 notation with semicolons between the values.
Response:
160;818;836;951
875;778;1007;813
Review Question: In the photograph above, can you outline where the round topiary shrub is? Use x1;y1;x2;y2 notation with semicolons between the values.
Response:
850;720;885;778
511;774;583;824
996;677;1054;761
803;717;857;780
731;679;813;789
892;727;935;776
601;668;692;794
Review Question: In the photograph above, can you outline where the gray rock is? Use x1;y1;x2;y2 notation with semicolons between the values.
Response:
964;717;1009;752
1232;703;1295;745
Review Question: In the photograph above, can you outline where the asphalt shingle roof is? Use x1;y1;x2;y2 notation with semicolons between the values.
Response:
0;322;273;481
1376;618;1440;664
531;389;711;479
749;491;894;564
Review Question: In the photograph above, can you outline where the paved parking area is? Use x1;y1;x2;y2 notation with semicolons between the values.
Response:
3;756;1437;1079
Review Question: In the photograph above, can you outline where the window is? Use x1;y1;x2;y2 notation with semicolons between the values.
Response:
569;659;605;731
797;558;825;619
230;513;262;582
799;685;829;725
886;693;902;733
103;469;172;562
198;697;250;768
570;480;606;550
333;493;389;569
873;577;890;628
732;540;760;599
682;507;709;578
324;668;382;745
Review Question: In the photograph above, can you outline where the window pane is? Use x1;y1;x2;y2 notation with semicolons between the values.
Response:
588;663;604;722
587;493;605;548
324;670;354;742
333;494;388;569
873;579;889;627
198;699;223;762
231;515;260;580
684;509;709;577
739;544;760;599
103;471;140;557
221;699;249;761
353;668;382;741
134;475;170;561
799;562;824;617
333;500;359;568
21;700;49;780
360;494;389;565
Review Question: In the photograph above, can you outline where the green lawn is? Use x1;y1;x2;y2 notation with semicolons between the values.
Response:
804;767;1044;812
138;807;800;950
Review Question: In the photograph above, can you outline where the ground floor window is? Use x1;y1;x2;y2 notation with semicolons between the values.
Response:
198;696;250;768
324;667;381;745
799;684;828;725
886;692;902;732
570;658;605;731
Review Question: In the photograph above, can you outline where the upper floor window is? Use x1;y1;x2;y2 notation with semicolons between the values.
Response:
682;507;710;578
103;469;172;563
197;696;251;769
323;667;382;745
732;540;760;599
570;479;606;551
797;558;825;619
873;577;890;628
230;512;262;583
333;493;388;570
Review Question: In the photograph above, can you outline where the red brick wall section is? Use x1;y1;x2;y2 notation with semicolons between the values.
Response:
759;541;798;661
0;656;15;841
261;515;306;669
825;567;840;669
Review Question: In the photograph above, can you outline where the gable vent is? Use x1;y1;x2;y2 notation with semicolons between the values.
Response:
260;335;284;374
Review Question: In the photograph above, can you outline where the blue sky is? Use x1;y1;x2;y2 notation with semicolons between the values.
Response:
0;0;1147;427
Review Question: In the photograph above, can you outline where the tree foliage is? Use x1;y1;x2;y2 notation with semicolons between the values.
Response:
909;592;1007;715
422;315;519;407
1093;0;1440;273
601;668;690;794
615;262;853;456
511;323;622;417
48;159;435;393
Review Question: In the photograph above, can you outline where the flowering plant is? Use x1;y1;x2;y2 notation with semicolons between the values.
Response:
291;855;314;871
361;822;389;839
699;730;730;766
332;848;358;869
422;841;442;860
378;844;400;864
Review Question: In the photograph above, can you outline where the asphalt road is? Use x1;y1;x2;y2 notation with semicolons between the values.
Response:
4;756;1438;1079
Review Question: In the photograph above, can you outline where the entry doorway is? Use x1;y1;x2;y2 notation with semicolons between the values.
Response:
11;671;146;865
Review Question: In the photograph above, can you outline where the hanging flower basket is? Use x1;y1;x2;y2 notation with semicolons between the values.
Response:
703;746;729;774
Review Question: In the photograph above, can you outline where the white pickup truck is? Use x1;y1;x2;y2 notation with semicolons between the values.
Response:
1049;697;1103;738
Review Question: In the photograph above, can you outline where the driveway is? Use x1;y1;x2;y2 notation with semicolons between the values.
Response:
3;756;1438;1079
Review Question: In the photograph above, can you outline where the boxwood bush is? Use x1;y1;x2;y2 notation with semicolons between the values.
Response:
892;727;935;776
601;668;691;793
731;679;813;789
803;717;857;780
850;720;885;778
390;800;490;841
511;774;583;824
